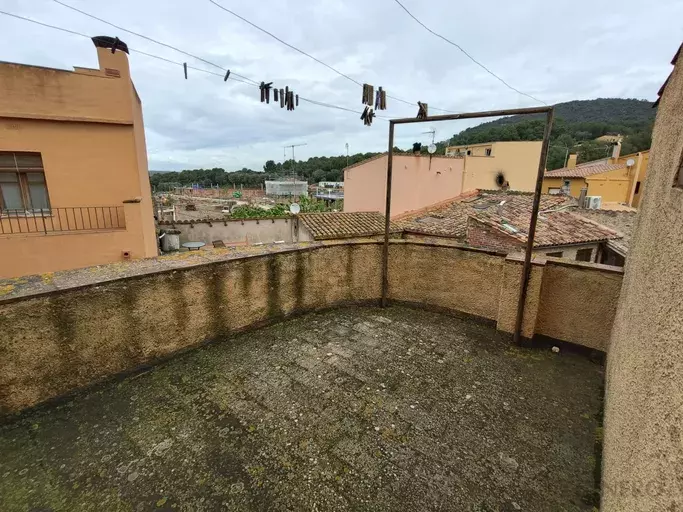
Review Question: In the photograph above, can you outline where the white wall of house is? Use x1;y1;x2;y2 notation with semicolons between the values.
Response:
163;218;295;246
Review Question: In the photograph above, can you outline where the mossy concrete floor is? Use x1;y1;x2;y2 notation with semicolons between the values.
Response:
0;306;603;511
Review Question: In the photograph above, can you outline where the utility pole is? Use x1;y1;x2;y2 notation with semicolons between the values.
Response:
345;143;349;168
283;143;307;181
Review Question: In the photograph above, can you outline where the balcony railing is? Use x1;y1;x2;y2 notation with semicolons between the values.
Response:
0;206;126;235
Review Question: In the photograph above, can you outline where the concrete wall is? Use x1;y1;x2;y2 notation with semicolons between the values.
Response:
0;45;157;279
462;141;542;192
0;240;623;416
161;218;295;245
344;155;464;217
602;51;683;511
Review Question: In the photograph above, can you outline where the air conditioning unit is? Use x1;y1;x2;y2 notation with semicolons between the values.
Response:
584;196;602;209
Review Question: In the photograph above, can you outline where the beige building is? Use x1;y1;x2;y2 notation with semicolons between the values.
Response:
602;44;683;511
344;141;542;218
445;141;543;191
0;36;157;278
543;144;650;208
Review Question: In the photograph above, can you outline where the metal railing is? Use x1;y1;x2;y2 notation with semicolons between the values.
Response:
0;206;126;235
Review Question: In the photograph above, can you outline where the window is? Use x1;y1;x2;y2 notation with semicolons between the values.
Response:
563;180;571;189
466;150;471;156
548;188;562;195
547;251;563;258
0;152;50;212
634;181;641;194
485;148;492;156
576;248;593;262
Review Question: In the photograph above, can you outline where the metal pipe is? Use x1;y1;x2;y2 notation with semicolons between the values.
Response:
381;121;395;307
389;106;551;125
512;108;555;344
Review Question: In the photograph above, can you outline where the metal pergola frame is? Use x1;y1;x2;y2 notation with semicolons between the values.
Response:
381;106;555;344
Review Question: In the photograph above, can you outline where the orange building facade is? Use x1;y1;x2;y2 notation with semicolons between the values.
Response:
0;37;157;278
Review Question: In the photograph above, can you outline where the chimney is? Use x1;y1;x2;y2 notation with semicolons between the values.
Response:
611;141;622;163
567;154;577;169
91;36;130;79
578;187;588;208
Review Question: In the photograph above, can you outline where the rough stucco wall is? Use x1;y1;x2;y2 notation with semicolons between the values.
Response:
496;256;544;338
602;52;683;511
0;240;625;416
536;261;622;351
387;242;504;320
0;243;384;415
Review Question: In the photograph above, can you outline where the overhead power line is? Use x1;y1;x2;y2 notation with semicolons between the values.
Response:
0;10;385;120
208;0;460;114
390;0;547;105
52;0;258;85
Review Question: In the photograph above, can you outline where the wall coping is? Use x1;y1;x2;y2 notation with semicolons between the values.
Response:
158;216;291;225
0;238;622;305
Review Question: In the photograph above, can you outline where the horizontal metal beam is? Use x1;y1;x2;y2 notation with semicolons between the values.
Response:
389;106;553;125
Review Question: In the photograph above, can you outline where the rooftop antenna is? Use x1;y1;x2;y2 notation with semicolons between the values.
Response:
283;142;307;181
422;129;437;155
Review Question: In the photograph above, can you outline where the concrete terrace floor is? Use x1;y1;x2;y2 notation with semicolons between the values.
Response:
0;306;604;511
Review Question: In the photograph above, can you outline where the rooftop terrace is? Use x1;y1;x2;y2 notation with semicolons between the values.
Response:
0;306;603;511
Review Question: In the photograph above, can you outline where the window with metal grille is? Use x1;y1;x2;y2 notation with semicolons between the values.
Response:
0;152;50;212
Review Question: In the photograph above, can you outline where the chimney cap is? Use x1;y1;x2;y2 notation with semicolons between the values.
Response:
92;36;129;54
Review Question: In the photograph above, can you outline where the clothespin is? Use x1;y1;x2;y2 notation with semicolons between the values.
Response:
417;101;428;119
274;88;279;102
259;82;273;103
375;89;380;110
380;87;386;110
224;70;231;82
280;89;285;108
183;62;188;79
296;94;299;107
111;37;119;54
360;106;375;126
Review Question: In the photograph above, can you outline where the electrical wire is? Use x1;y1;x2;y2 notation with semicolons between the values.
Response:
52;0;259;86
0;10;390;120
208;0;461;114
391;0;546;105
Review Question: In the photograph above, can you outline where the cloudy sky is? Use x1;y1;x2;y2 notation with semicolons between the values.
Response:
2;0;681;171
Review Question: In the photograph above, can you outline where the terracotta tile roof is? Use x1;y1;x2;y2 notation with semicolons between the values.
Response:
400;191;620;248
544;161;625;178
297;211;399;240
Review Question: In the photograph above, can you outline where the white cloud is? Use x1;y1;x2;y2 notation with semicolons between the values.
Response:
2;0;680;170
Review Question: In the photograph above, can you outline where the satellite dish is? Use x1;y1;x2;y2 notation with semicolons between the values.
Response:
428;143;437;154
626;158;636;167
289;203;301;214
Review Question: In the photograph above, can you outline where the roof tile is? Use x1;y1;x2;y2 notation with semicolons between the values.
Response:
544;161;625;178
400;191;620;248
298;211;399;240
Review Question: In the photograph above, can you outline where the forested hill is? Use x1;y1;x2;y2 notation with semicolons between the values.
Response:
441;98;655;169
149;98;656;189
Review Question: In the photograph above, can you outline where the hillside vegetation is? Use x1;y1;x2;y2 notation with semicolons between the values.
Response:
149;98;655;189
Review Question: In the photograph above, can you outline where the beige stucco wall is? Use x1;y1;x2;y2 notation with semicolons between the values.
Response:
344;155;464;217
602;52;683;511
0;46;156;279
163;218;295;245
387;242;504;319
0;240;624;416
462;141;542;192
536;260;623;352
